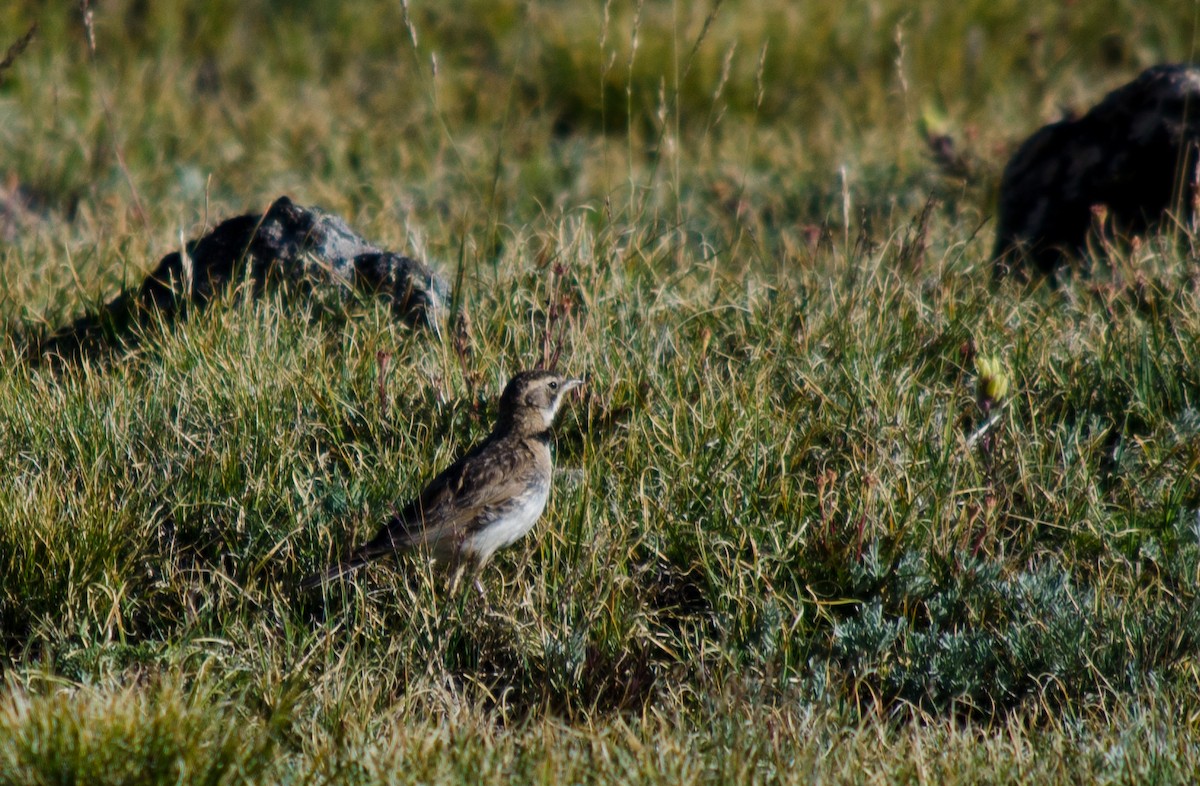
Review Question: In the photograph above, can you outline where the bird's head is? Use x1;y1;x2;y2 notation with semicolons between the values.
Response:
498;370;584;433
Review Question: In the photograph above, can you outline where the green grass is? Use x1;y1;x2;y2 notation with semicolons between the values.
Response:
3;0;1200;782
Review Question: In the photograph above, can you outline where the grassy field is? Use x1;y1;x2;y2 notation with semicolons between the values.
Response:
3;0;1200;782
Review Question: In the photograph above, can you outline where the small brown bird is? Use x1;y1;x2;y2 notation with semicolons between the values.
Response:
300;370;583;590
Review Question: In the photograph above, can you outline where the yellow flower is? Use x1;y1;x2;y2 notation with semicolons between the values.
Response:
975;356;1010;403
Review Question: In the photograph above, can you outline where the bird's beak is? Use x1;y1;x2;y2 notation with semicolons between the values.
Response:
562;377;585;394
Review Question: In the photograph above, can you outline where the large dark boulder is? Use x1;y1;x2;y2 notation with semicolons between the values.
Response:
39;196;450;358
993;64;1200;279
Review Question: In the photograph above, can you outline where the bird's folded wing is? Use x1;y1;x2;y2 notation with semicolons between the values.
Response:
361;440;534;555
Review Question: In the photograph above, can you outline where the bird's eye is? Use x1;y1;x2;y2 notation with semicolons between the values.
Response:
549;381;559;390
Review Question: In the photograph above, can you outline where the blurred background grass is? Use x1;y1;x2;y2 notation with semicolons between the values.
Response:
2;0;1197;311
3;1;1200;783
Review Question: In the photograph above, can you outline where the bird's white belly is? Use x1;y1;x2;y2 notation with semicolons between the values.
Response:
465;485;549;564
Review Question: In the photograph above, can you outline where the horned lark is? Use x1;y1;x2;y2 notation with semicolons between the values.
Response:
300;370;583;590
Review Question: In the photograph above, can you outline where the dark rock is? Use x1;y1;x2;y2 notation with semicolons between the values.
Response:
38;196;449;359
993;64;1200;279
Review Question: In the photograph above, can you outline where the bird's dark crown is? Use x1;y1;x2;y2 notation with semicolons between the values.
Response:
496;369;583;436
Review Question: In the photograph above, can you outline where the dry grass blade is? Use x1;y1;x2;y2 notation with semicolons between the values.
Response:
0;22;36;84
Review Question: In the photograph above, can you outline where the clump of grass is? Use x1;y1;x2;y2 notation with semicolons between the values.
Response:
0;676;281;784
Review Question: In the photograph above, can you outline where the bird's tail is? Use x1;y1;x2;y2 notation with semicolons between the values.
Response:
298;553;373;590
300;524;412;590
